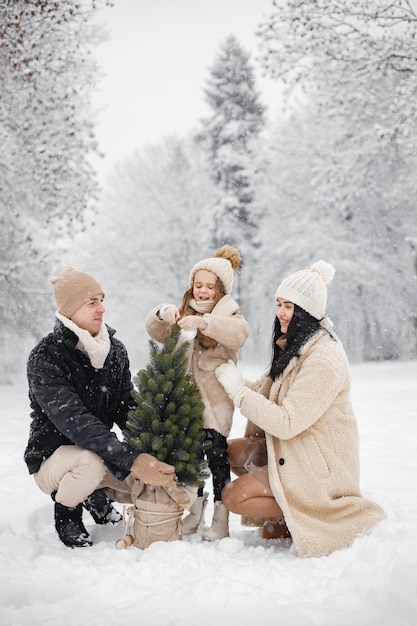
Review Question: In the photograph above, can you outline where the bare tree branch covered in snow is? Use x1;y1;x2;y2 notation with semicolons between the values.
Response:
253;0;417;361
256;0;417;215
0;0;110;381
61;136;218;370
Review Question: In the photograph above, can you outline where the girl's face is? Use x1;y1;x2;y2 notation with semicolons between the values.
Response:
276;298;294;334
193;269;218;301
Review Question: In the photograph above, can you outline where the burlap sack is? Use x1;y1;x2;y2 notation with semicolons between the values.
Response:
116;480;197;550
132;495;183;549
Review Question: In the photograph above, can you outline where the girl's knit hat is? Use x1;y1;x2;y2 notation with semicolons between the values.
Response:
275;260;335;320
50;267;104;318
189;245;241;294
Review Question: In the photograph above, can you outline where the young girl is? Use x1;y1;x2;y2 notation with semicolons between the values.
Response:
215;260;386;557
145;245;249;540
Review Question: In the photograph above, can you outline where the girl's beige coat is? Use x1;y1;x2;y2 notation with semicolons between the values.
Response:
145;295;249;437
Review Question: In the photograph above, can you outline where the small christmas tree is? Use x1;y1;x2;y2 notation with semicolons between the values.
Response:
124;326;210;487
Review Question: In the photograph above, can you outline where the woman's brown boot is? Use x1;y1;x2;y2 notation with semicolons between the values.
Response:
262;516;291;539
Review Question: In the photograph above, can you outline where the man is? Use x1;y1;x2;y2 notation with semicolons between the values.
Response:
24;267;175;548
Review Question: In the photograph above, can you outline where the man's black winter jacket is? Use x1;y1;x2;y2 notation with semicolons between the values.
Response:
24;320;138;479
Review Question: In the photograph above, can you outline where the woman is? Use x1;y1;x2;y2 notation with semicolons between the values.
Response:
145;245;249;541
215;260;386;558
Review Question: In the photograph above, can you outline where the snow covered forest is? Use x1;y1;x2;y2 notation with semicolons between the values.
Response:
1;0;417;382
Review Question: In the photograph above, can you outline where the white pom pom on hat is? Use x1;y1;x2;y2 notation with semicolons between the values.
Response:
189;245;242;294
275;260;336;320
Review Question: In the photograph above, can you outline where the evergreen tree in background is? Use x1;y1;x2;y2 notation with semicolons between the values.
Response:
198;34;266;343
200;35;265;221
124;327;210;487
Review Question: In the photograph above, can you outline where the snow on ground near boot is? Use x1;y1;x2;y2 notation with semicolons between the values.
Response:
1;361;416;626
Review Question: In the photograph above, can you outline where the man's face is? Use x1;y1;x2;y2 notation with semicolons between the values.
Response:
71;295;105;335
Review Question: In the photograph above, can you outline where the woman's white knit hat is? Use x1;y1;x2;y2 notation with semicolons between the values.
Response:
275;260;335;320
189;245;241;295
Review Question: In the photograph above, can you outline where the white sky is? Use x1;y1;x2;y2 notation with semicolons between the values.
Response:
92;0;282;176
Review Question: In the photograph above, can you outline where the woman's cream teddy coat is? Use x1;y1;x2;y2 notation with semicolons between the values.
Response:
240;329;387;558
145;295;249;437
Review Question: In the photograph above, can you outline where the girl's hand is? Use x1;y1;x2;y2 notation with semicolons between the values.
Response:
159;305;180;324
178;315;208;331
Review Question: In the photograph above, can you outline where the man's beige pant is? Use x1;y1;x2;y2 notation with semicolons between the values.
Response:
34;445;136;507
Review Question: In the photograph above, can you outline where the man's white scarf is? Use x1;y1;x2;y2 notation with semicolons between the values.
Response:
56;311;111;369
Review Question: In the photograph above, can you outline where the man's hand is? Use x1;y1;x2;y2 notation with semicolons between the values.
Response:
131;453;176;486
215;360;249;408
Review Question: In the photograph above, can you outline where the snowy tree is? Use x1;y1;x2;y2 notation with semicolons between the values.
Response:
257;0;417;217
198;35;266;321
0;0;109;381
56;4;417;364
248;106;417;361
255;0;417;361
62;136;217;371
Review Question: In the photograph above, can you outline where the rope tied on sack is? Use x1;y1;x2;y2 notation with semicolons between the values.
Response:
134;506;183;527
115;505;135;549
115;500;184;549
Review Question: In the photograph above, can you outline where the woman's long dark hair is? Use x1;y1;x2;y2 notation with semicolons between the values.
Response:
269;304;321;380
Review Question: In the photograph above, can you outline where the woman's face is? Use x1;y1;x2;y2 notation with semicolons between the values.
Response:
193;269;218;301
276;298;294;334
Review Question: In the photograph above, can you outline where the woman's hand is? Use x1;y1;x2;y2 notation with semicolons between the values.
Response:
215;360;249;407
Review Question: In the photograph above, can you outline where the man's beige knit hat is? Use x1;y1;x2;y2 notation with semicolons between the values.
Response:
275;260;335;320
49;267;104;318
189;245;242;295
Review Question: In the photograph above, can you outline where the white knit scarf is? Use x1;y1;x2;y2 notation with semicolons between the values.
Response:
178;298;215;369
56;311;111;369
189;298;215;314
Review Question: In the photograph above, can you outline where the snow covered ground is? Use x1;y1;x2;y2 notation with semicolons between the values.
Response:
1;360;416;626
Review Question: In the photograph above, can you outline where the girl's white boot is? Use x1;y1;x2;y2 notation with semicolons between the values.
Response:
182;492;208;535
203;501;229;541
